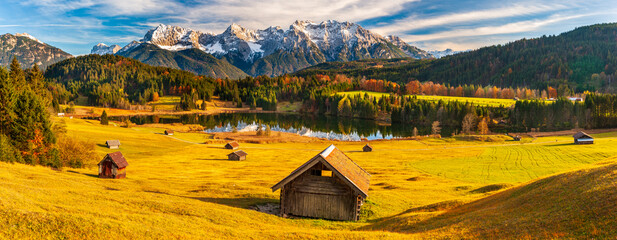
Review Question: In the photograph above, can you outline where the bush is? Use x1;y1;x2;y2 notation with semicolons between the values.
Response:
56;136;97;168
100;110;109;125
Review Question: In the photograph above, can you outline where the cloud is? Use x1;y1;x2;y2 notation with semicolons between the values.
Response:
371;2;573;35
401;14;590;42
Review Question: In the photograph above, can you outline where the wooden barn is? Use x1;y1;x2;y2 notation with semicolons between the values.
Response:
105;140;121;149
228;150;247;161
98;152;128;179
271;145;371;221
165;130;174;135
225;141;240;150
573;132;594;144
362;144;373;152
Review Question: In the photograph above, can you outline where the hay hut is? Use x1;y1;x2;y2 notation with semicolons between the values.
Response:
362;144;373;152
98;152;128;179
573;132;594;144
105;140;121;149
165;130;174;135
271;145;371;221
225;141;240;150
228;150;247;161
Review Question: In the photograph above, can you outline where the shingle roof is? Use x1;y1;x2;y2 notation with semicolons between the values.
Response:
573;131;593;139
229;150;248;157
99;151;128;169
271;145;371;197
106;140;120;146
226;141;240;148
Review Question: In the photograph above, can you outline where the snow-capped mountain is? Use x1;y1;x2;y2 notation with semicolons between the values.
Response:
386;35;433;59
428;49;468;58
1;33;72;69
91;43;121;55
110;20;431;76
15;33;44;44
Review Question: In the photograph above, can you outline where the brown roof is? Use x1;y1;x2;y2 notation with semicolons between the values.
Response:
229;150;248;157
271;145;371;198
363;144;373;149
165;130;174;133
98;151;129;169
106;140;121;146
226;141;240;148
573;131;593;139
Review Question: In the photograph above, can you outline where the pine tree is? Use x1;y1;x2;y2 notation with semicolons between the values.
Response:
100;110;109;125
0;67;16;135
9;57;25;89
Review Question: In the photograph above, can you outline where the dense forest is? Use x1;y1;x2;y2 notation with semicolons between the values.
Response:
297;23;617;93
44;55;216;109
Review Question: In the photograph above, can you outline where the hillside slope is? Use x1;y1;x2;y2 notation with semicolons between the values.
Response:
368;160;617;239
297;23;617;92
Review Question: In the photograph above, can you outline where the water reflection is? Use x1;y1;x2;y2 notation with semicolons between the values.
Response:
109;113;452;141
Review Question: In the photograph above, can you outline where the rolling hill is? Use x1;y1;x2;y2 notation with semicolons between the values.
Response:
367;160;617;239
296;23;617;92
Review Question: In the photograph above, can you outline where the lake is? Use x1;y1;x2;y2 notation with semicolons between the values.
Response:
110;113;453;141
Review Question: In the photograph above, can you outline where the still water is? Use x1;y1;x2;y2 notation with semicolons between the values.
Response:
110;113;452;141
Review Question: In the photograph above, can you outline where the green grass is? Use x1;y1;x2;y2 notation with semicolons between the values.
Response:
1;117;616;239
147;96;180;111
339;91;517;107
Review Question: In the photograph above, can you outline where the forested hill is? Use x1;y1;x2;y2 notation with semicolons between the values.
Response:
116;43;248;79
44;54;215;108
296;23;617;93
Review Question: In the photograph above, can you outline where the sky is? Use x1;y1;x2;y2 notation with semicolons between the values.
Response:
1;0;616;55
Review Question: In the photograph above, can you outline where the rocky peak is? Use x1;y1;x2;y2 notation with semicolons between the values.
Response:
91;43;122;55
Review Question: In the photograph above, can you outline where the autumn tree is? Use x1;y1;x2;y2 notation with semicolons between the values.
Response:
462;113;476;134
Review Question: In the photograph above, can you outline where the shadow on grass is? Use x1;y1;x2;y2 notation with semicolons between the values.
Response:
545;142;576;147
67;170;99;178
96;143;109;148
196;158;231;161
191;197;278;209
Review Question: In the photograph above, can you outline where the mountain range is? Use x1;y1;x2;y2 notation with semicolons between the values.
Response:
92;20;433;78
0;33;72;69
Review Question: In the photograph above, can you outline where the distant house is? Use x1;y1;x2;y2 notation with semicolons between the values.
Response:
225;141;240;150
165;130;174;136
57;113;65;117
98;151;128;179
513;135;521;141
271;145;371;221
106;140;121;149
568;97;583;102
573;132;594;144
363;144;373;152
228;150;248;161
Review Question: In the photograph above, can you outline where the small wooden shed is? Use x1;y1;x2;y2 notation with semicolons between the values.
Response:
573;132;594;144
225;141;240;150
271;145;371;221
105;140;121;149
228;150;247;161
165;130;174;135
98;151;128;179
362;144;373;152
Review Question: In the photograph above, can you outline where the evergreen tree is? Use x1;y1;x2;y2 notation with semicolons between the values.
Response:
100;110;109;125
0;67;16;135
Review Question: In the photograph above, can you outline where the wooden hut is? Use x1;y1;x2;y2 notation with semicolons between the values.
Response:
228;150;247;161
98;152;128;179
271;145;371;221
573;132;594;144
362;144;373;152
105;140;121;149
225;141;240;150
165;130;174;136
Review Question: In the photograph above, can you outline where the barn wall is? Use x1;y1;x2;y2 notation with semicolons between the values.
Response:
281;163;356;221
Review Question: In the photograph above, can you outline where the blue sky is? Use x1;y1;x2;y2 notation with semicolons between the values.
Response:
1;0;616;55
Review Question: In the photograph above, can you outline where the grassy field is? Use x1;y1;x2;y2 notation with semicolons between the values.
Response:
339;91;517;107
0;118;615;239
